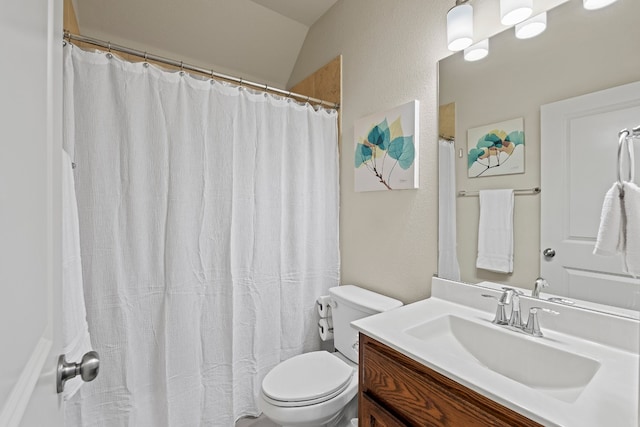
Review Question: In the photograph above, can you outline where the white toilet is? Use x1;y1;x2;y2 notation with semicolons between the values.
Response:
258;285;403;427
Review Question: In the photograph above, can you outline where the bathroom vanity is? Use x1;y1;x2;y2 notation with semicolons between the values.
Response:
352;278;639;426
359;334;539;426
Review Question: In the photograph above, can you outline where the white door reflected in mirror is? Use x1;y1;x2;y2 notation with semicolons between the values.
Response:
540;81;640;311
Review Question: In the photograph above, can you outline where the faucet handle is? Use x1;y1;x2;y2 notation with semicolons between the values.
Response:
481;294;509;325
535;278;549;287
495;287;515;304
532;277;549;298
501;287;524;302
547;297;575;305
524;307;559;337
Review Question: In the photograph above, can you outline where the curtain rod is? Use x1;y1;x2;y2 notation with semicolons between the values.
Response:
62;32;340;110
458;187;541;197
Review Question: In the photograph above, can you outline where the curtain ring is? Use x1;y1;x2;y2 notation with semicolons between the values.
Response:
306;96;311;103
619;128;630;139
107;41;111;52
239;78;243;87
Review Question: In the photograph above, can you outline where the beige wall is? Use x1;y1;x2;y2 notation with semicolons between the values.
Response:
439;0;640;289
65;0;582;304
288;0;451;303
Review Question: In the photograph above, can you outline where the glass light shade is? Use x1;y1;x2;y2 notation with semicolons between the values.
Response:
447;3;473;51
515;12;547;39
583;0;619;10
464;39;489;61
500;0;533;26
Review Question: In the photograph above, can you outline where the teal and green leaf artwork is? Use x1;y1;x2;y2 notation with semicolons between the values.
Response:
467;117;525;178
354;101;419;191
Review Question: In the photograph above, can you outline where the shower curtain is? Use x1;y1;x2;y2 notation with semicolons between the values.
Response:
62;44;339;426
438;138;460;281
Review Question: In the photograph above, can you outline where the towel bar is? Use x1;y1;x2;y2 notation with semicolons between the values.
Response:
458;187;541;197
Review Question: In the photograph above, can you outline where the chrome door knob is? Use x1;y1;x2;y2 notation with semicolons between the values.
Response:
56;351;100;393
543;248;556;258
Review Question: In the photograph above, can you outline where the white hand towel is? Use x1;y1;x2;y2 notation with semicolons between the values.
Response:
594;183;624;256
476;189;514;274
622;182;640;277
62;150;93;400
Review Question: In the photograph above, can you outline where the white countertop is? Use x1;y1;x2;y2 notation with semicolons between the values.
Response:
351;278;639;427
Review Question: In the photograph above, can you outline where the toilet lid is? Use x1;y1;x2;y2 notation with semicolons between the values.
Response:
262;351;354;407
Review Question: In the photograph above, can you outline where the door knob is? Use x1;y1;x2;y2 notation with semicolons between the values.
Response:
543;248;556;258
56;351;100;393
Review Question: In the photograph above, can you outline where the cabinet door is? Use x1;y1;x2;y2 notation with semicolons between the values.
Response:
359;334;541;427
360;395;406;427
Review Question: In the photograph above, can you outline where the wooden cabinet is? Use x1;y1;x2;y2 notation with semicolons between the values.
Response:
361;394;406;427
358;334;542;427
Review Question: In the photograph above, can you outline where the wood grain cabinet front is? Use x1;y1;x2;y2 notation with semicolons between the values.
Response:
358;333;542;427
360;394;406;427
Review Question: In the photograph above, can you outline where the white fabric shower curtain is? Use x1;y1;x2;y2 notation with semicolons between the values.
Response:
438;138;460;281
62;44;339;426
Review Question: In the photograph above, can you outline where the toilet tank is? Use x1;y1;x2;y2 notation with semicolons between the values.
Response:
328;285;402;363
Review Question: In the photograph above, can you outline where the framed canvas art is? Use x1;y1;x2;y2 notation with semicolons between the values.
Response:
354;100;419;191
467;117;525;178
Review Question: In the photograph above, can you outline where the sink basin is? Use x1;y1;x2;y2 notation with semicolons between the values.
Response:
404;315;601;403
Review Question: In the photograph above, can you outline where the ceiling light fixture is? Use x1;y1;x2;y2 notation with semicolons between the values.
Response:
500;0;533;26
447;0;474;51
583;0;619;10
464;39;489;61
515;12;547;39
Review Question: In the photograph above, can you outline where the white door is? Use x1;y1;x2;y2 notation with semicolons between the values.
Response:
541;80;640;311
0;0;65;426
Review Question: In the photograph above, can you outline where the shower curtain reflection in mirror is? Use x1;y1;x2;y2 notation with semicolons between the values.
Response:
62;44;339;426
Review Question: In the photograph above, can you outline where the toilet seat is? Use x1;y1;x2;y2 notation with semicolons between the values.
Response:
261;351;355;408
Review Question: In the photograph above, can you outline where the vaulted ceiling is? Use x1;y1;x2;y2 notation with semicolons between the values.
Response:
74;0;338;88
73;0;567;90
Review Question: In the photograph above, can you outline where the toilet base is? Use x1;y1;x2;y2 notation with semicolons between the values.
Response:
280;396;357;427
326;396;357;427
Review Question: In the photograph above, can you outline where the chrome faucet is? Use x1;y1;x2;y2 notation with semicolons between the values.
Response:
523;307;559;337
482;287;522;326
483;288;561;337
532;277;549;298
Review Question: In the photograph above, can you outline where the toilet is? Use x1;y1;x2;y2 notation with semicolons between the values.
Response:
258;285;403;427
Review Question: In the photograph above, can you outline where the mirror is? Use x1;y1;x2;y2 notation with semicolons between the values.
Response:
438;0;640;314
